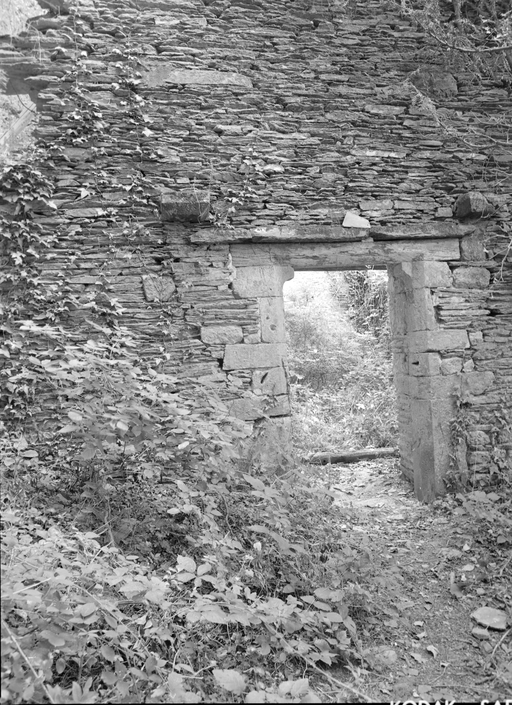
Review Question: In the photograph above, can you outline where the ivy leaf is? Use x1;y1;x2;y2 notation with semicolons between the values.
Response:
101;670;117;686
213;669;247;695
100;645;116;663
243;474;266;491
290;679;310;697
80;603;98;617
40;629;66;647
176;556;196;573
81;446;97;460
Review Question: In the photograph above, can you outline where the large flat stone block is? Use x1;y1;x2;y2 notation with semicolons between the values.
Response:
160;190;210;222
408;374;459;400
201;325;243;345
233;265;294;298
409;352;441;377
440;357;463;375
144;67;252;88
461;371;495;396
259;297;287;343
228;393;290;420
228;397;262;421
461;232;486;261
407;288;437;331
223;343;286;370
253;367;287;395
408;329;469;353
411;261;452;288
452;267;491;289
410;393;454;502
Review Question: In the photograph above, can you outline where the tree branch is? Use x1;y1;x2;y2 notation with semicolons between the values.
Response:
425;28;512;54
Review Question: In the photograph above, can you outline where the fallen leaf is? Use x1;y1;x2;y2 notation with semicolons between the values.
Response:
426;645;438;658
213;669;247;696
410;652;426;664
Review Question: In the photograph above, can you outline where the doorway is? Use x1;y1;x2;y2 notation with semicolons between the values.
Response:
229;242;465;502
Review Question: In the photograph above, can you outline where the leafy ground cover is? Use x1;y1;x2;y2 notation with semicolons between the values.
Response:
2;443;510;703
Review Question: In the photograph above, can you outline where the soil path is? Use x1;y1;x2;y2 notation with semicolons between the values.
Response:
317;459;511;703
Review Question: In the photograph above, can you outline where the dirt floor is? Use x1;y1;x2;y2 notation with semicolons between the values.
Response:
313;458;511;703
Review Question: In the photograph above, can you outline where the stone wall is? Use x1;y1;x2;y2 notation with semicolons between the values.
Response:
1;0;510;499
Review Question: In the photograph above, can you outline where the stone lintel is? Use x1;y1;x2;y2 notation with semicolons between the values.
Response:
372;222;476;240
231;239;460;270
191;224;371;244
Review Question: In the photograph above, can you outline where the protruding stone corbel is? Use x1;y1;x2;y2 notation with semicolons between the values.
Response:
454;191;494;220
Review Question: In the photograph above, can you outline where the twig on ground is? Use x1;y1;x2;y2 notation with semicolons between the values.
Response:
483;628;511;669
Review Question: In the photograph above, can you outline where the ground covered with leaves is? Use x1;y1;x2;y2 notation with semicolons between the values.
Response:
317;459;511;702
2;446;510;704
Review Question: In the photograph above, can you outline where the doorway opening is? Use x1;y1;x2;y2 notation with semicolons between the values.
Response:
282;270;398;462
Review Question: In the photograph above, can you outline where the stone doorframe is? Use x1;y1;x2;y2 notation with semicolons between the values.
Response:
227;237;466;503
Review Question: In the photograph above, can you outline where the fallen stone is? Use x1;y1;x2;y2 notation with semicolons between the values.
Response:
471;606;507;631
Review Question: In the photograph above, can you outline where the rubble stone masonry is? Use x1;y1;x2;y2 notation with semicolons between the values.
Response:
1;0;511;500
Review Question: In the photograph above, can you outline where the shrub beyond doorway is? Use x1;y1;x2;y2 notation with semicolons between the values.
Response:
284;271;398;453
